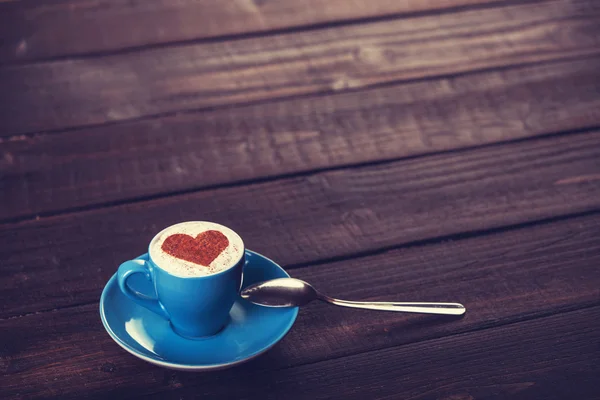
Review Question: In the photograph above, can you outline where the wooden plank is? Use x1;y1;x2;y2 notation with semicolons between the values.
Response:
1;211;598;399
0;0;505;64
2;130;600;318
2;57;600;221
1;0;599;135
140;308;600;399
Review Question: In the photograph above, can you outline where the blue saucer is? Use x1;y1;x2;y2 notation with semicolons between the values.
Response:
100;250;298;371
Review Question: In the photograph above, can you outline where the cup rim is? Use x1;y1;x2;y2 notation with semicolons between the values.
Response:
147;221;245;279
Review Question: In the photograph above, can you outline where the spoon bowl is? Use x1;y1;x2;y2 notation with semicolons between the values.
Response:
241;278;317;307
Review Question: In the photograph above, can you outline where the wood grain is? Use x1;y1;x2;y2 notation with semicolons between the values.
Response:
2;131;600;318
1;220;598;400
2;58;600;221
0;0;506;64
1;0;599;135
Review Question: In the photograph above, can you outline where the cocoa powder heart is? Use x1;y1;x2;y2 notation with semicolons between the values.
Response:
161;230;229;266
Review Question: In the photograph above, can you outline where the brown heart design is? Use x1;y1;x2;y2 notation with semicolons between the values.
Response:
161;230;229;266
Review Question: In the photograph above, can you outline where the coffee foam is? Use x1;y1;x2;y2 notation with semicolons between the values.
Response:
149;221;244;277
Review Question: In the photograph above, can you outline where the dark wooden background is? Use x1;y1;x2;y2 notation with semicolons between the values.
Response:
1;0;600;398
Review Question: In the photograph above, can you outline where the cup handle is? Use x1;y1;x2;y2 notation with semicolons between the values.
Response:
117;259;170;320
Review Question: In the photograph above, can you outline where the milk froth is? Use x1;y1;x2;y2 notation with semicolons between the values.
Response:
149;221;244;277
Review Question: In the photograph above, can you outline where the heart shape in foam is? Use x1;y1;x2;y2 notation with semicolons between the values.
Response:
161;230;229;267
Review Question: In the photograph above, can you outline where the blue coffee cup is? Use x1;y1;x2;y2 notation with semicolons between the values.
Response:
117;222;245;338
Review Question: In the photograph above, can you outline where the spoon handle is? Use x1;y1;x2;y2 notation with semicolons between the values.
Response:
319;296;466;315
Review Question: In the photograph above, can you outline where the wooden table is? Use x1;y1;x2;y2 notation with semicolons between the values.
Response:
1;0;600;398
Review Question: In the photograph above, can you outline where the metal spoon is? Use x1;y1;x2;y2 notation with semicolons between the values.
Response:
240;278;466;315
